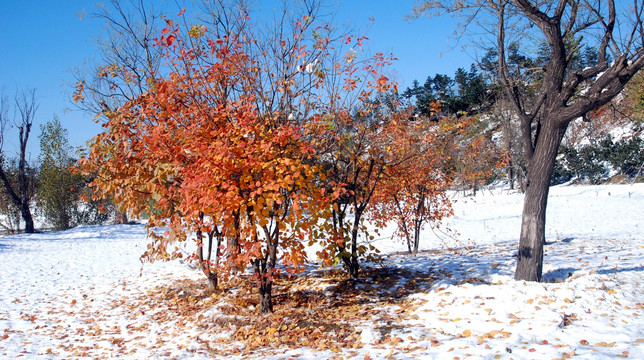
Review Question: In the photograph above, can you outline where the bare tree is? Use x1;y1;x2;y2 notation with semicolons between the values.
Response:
197;0;353;121
412;0;644;281
76;0;163;115
0;89;38;233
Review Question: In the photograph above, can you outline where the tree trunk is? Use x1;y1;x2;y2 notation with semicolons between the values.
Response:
253;258;274;313
196;227;219;292
206;271;218;291
348;210;362;279
258;273;273;313
514;123;567;281
0;166;35;233
18;168;35;233
413;222;420;255
332;206;355;275
21;203;35;233
405;232;413;254
227;210;241;270
256;224;279;314
113;208;129;225
508;159;515;190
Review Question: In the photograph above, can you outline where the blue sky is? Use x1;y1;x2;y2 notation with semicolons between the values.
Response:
0;0;473;159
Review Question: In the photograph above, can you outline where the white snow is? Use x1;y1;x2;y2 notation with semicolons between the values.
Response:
1;183;643;359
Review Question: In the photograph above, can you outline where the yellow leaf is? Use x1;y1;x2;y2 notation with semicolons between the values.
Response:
462;329;472;337
606;289;616;294
594;342;616;347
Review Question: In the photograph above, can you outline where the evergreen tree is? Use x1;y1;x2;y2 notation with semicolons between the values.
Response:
404;65;491;118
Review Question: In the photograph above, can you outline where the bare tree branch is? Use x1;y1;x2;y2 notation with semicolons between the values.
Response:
0;89;37;233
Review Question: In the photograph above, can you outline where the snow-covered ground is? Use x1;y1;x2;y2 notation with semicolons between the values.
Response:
1;183;642;359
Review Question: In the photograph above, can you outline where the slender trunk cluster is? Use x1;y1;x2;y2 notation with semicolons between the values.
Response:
196;218;223;291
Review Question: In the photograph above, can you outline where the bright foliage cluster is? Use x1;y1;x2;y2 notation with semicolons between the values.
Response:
76;12;491;312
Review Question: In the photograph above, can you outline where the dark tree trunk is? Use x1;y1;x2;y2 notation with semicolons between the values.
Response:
253;258;275;313
508;159;515;190
258;272;273;313
196;223;220;292
255;223;279;314
21;205;35;233
405;233;413;254
113;208;129;225
0;146;35;234
412;192;426;255
333;206;356;275
348;209;362;279
394;193;416;255
227;210;241;270
514;123;567;281
206;271;218;291
413;220;421;255
208;230;222;290
17;154;34;233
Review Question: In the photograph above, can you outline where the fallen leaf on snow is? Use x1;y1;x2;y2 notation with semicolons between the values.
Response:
593;341;616;347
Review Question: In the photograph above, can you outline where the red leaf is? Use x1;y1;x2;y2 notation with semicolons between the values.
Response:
166;35;176;46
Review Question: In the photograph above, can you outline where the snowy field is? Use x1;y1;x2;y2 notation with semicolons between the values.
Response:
1;183;642;359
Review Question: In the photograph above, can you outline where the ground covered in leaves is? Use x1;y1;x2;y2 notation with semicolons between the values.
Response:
1;184;643;359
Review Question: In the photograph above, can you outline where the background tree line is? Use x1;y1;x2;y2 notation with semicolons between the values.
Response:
0;91;112;234
402;43;643;192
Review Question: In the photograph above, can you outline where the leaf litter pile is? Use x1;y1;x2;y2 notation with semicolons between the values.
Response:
1;183;643;359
